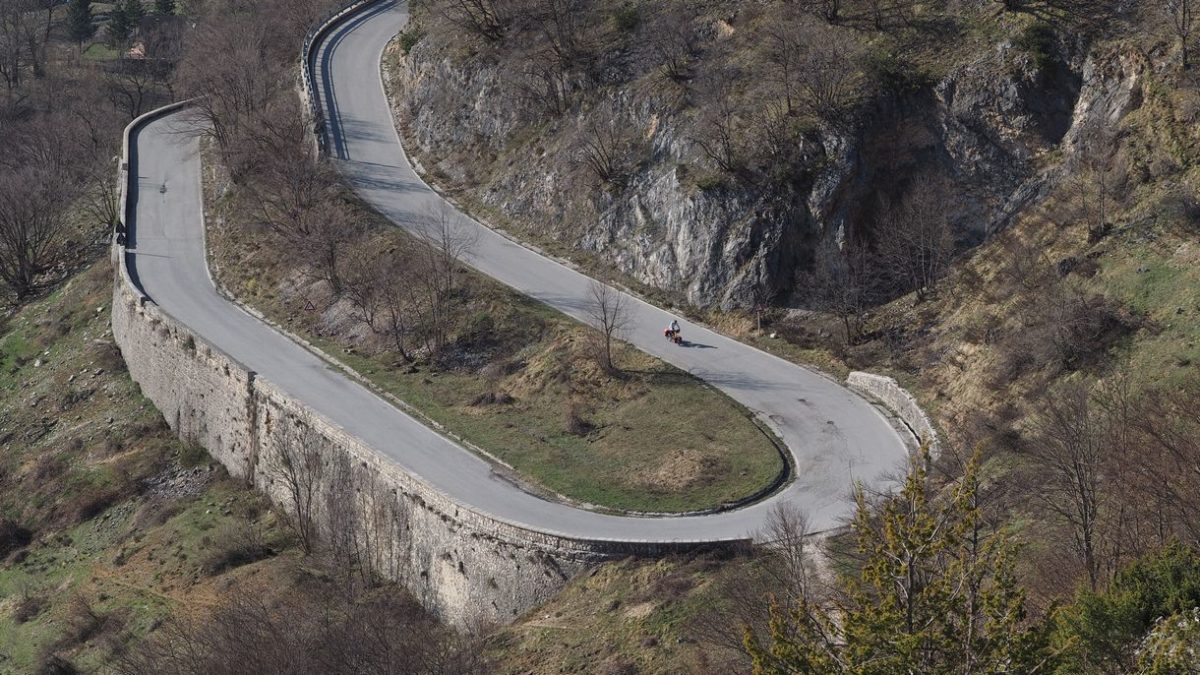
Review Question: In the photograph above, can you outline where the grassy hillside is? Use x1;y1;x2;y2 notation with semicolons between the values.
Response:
486;556;740;675
0;262;289;672
0;262;460;674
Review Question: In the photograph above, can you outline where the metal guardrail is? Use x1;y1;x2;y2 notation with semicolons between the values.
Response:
300;0;384;155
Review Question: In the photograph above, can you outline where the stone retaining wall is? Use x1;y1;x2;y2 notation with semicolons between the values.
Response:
111;104;746;627
846;372;940;453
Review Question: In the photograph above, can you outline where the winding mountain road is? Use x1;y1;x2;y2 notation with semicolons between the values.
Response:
123;0;909;542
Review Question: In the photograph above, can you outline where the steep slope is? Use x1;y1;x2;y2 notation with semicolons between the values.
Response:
389;1;1094;308
0;259;463;673
0;262;302;672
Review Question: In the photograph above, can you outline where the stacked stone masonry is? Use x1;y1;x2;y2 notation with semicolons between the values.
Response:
111;106;743;629
112;249;741;626
846;372;940;453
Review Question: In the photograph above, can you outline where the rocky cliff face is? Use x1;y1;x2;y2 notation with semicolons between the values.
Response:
390;6;1142;309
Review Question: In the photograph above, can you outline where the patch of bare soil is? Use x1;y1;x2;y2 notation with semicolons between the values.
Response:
636;448;716;493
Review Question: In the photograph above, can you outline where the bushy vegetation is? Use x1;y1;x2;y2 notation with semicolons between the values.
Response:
0;245;477;674
0;0;184;307
748;451;1056;673
1054;543;1200;673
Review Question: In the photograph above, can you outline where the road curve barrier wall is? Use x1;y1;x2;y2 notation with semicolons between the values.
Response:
299;0;383;155
111;104;747;628
845;372;940;453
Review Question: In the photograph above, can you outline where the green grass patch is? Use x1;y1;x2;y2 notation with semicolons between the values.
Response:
1098;244;1200;387
306;319;784;513
0;260;313;673
81;42;120;62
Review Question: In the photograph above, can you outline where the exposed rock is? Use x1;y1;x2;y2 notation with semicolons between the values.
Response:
394;17;1145;309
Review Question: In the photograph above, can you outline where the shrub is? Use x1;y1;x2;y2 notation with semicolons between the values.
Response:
989;283;1134;387
398;25;424;55
563;402;593;436
177;442;209;468
94;342;126;373
0;518;34;558
130;498;183;530
12;591;46;624
612;4;640;32
863;48;934;96
63;594;107;646
201;519;274;575
73;488;121;523
1055;543;1200;673
693;171;726;192
35;654;79;675
1014;22;1057;73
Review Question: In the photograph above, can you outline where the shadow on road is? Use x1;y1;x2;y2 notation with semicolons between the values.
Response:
340;162;427;193
317;1;397;160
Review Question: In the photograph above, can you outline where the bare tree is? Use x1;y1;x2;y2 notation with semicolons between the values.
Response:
514;46;572;116
996;230;1055;295
1065;127;1126;242
441;0;509;43
693;67;747;177
240;95;361;292
85;159;122;232
580;120;630;188
1165;0;1195;69
299;201;363;294
344;241;418;363
356;207;475;362
105;56;155;120
532;0;591;72
761;503;816;603
175;18;288;162
268;419;325;555
649;4;695;83
345;208;473;366
1025;382;1113;591
807;239;878;342
794;0;842;23
324;452;367;586
690;503;825;670
876;178;956;302
1112;378;1200;547
140;16;183;99
764;23;801;116
0;120;80;301
585;279;629;372
420;203;476;295
795;26;865;127
0;0;38;102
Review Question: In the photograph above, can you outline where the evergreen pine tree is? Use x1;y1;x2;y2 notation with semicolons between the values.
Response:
106;3;132;47
746;448;1056;674
154;0;175;16
67;0;95;48
124;0;146;27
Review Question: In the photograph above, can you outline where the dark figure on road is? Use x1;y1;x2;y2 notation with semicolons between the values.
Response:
664;319;683;344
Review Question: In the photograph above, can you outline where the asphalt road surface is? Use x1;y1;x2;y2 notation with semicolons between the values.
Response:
124;0;910;543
